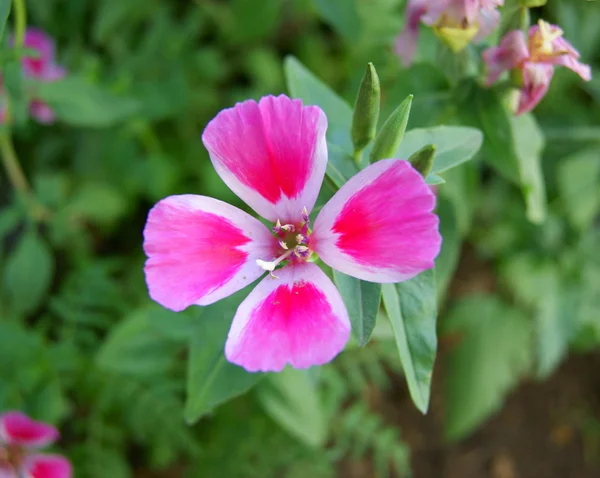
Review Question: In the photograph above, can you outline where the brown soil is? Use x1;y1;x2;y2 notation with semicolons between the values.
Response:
383;351;600;478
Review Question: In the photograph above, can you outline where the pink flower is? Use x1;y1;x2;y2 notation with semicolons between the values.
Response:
143;95;441;372
483;20;592;115
395;0;503;66
0;28;66;125
0;411;71;478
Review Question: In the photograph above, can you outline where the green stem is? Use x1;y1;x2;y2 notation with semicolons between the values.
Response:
13;0;26;48
0;132;49;221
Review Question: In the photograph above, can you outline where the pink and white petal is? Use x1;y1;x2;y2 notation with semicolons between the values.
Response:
552;37;592;80
225;262;350;372
421;0;449;25
143;195;278;312
26;455;71;478
395;0;429;66
482;30;529;85
516;62;554;115
474;4;501;42
202;95;327;223
312;159;441;283
0;412;58;448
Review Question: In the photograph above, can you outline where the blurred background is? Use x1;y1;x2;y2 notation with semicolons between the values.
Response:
1;0;600;477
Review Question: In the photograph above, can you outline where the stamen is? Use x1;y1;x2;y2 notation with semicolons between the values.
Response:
256;249;294;272
272;219;282;235
279;241;289;250
302;206;310;223
281;224;295;232
296;234;306;244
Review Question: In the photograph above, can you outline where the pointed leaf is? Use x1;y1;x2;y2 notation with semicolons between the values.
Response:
396;126;483;174
333;270;381;347
381;269;437;414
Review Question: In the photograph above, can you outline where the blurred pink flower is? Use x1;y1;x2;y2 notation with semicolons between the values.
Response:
0;411;71;478
483;20;591;114
143;94;441;372
21;28;66;124
0;28;65;125
395;0;504;66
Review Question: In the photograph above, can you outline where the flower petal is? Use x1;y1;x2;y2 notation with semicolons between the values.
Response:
26;455;71;478
30;101;56;124
0;412;58;448
482;30;529;85
202;95;328;223
21;28;58;79
516;62;554;115
312;159;441;283
225;262;350;372
143;195;278;311
395;0;428;67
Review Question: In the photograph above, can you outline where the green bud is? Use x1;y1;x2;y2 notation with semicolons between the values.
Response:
351;63;381;154
408;144;436;178
370;95;412;163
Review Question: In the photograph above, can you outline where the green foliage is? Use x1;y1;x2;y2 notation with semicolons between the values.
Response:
0;0;598;476
442;296;533;440
333;270;381;347
257;368;326;447
370;95;412;163
185;290;263;424
381;270;438;414
396;126;483;177
2;227;54;316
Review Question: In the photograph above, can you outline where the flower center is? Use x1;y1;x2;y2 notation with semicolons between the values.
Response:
0;444;25;472
256;207;313;274
531;20;568;59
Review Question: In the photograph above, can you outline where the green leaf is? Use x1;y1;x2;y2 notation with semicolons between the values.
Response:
33;77;139;127
327;141;360;189
257;367;326;447
65;182;128;225
333;270;381;347
381;269;437;414
313;0;361;42
557;148;600;231
500;254;572;378
443;296;532;440
351;63;380;153
510;113;547;224
96;306;182;378
3;229;54;315
185;290;262;423
284;56;353;153
456;80;520;183
0;0;10;40
396;126;483;175
370;95;412;163
425;174;445;185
